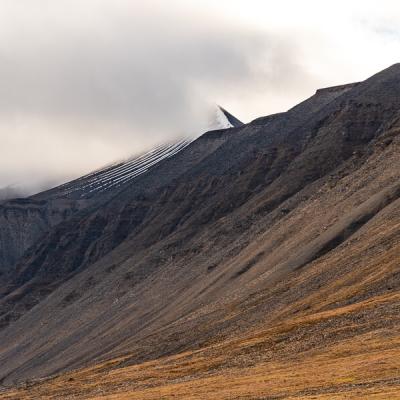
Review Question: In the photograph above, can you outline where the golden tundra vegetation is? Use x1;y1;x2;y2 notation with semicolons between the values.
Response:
1;293;400;399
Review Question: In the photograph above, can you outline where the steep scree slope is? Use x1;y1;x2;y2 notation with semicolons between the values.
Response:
1;65;400;398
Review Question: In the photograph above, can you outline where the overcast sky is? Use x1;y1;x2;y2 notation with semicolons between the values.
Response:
1;0;400;192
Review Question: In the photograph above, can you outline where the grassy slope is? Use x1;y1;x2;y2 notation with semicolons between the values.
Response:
1;293;399;399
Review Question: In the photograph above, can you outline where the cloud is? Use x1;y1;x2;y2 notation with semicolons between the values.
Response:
0;0;399;193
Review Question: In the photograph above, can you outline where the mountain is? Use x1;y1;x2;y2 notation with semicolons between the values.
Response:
0;107;240;323
0;107;234;276
1;65;400;398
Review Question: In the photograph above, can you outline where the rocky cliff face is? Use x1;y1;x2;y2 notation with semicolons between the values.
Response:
0;198;84;276
1;64;400;392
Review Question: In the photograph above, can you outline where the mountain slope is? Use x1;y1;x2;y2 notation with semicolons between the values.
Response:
0;105;241;279
1;65;400;398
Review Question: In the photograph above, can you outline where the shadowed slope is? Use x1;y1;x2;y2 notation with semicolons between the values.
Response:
0;106;243;277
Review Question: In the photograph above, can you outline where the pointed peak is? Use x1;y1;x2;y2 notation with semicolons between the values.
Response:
216;105;244;128
206;105;243;132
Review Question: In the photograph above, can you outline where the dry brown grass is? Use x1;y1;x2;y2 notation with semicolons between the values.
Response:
2;293;400;399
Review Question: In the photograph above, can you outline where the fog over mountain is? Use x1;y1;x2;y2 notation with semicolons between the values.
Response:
2;2;400;398
1;0;399;192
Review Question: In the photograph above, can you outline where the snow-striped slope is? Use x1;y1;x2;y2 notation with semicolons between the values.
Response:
56;139;192;199
49;106;241;200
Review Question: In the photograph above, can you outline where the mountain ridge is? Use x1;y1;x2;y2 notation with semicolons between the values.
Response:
1;64;400;398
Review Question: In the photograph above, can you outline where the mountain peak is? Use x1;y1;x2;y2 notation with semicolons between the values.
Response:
207;105;243;131
217;105;244;127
